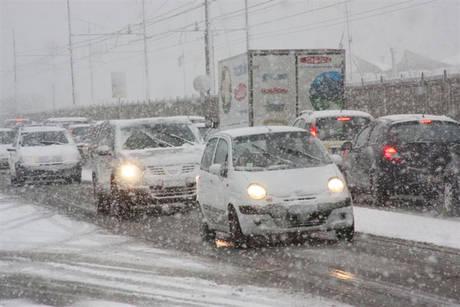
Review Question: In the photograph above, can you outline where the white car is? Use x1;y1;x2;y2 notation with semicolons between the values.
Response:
92;117;204;217
197;126;354;245
292;110;373;154
44;117;91;129
0;128;15;169
8;126;82;185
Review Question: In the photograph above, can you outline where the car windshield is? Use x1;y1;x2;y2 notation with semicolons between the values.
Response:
121;123;198;150
317;116;371;141
0;131;15;144
70;126;92;143
233;131;331;171
389;121;460;143
21;131;69;146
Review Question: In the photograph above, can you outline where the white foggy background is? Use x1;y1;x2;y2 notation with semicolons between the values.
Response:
1;0;459;113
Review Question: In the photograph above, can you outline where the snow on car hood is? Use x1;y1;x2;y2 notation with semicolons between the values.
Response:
19;144;81;163
119;144;204;167
238;163;346;200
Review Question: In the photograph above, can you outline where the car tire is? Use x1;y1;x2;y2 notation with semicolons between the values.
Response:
443;179;459;216
336;224;355;242
198;205;216;242
228;205;246;248
370;169;388;206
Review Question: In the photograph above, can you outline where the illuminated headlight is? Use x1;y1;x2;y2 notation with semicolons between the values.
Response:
118;163;143;183
328;177;345;193
247;183;267;200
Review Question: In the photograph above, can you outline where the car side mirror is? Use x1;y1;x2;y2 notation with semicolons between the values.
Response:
7;147;16;152
209;163;222;176
330;154;343;166
341;141;353;152
95;145;111;156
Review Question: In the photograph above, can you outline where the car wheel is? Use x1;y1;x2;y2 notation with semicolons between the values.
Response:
228;206;246;247
443;179;459;216
198;205;216;242
370;169;388;206
336;224;355;242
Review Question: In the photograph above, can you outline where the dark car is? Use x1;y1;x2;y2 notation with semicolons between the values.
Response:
343;114;460;215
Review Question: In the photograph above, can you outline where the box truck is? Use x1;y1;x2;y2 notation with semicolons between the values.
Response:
217;49;346;129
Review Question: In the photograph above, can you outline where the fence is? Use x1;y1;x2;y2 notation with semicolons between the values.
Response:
345;72;460;120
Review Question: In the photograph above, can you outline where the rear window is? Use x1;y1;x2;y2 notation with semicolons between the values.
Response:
71;127;93;143
388;121;460;143
316;116;371;141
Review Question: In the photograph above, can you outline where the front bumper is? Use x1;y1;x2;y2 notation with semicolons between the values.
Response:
16;162;81;181
237;198;354;236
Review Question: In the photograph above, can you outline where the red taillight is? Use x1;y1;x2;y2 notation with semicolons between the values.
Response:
383;145;400;162
337;116;351;121
419;118;432;124
310;126;318;137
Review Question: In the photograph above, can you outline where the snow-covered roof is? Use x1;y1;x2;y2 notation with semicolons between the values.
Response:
68;124;92;129
299;109;373;120
0;128;13;132
46;117;89;122
110;116;192;128
378;114;457;123
218;126;304;138
20;126;66;133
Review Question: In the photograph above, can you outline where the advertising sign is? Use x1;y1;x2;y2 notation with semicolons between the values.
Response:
297;51;345;111
218;54;249;128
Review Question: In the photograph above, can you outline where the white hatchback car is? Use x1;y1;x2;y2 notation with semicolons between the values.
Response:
8;126;82;184
197;126;354;245
92;117;203;217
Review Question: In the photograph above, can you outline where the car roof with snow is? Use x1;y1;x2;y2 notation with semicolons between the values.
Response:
46;117;89;122
20;126;66;133
217;126;305;138
68;124;93;129
109;116;193;129
298;109;373;120
0;128;13;132
378;114;457;124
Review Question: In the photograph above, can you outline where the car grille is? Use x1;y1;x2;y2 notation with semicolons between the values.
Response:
147;163;196;176
287;209;332;228
150;185;196;199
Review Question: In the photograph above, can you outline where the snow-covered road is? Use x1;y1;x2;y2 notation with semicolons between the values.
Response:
0;177;459;306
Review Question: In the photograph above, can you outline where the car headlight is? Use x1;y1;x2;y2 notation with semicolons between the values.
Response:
118;163;143;183
328;177;345;193
247;183;267;200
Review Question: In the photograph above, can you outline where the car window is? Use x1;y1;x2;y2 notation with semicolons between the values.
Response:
293;119;305;128
213;139;229;165
21;131;69;146
316;116;371;141
0;131;15;144
200;138;218;171
388;121;460;143
98;124;114;150
354;125;371;148
369;123;384;144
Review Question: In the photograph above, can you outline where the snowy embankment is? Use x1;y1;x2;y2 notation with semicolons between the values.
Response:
354;206;460;250
0;194;347;307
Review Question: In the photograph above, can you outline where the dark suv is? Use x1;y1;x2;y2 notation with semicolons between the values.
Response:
343;114;460;214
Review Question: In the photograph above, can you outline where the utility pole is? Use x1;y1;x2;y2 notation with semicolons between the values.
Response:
244;0;250;51
390;47;396;78
66;0;76;105
345;1;353;82
88;24;95;104
204;0;211;79
142;0;151;102
12;30;17;112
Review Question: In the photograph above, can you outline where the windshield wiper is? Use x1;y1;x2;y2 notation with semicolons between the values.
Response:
250;144;296;166
142;131;174;147
40;141;65;145
160;131;195;145
279;146;322;162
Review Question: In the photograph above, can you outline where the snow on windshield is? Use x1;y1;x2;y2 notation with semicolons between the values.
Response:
121;123;198;150
21;131;69;146
233;131;331;171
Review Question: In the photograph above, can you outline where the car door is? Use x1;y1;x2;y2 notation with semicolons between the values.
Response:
94;123;115;192
198;137;219;221
210;137;231;229
348;125;373;189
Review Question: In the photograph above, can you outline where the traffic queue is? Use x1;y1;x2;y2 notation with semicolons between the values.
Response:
1;110;460;247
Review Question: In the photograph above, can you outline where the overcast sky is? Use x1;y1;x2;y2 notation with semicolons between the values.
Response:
1;0;459;113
